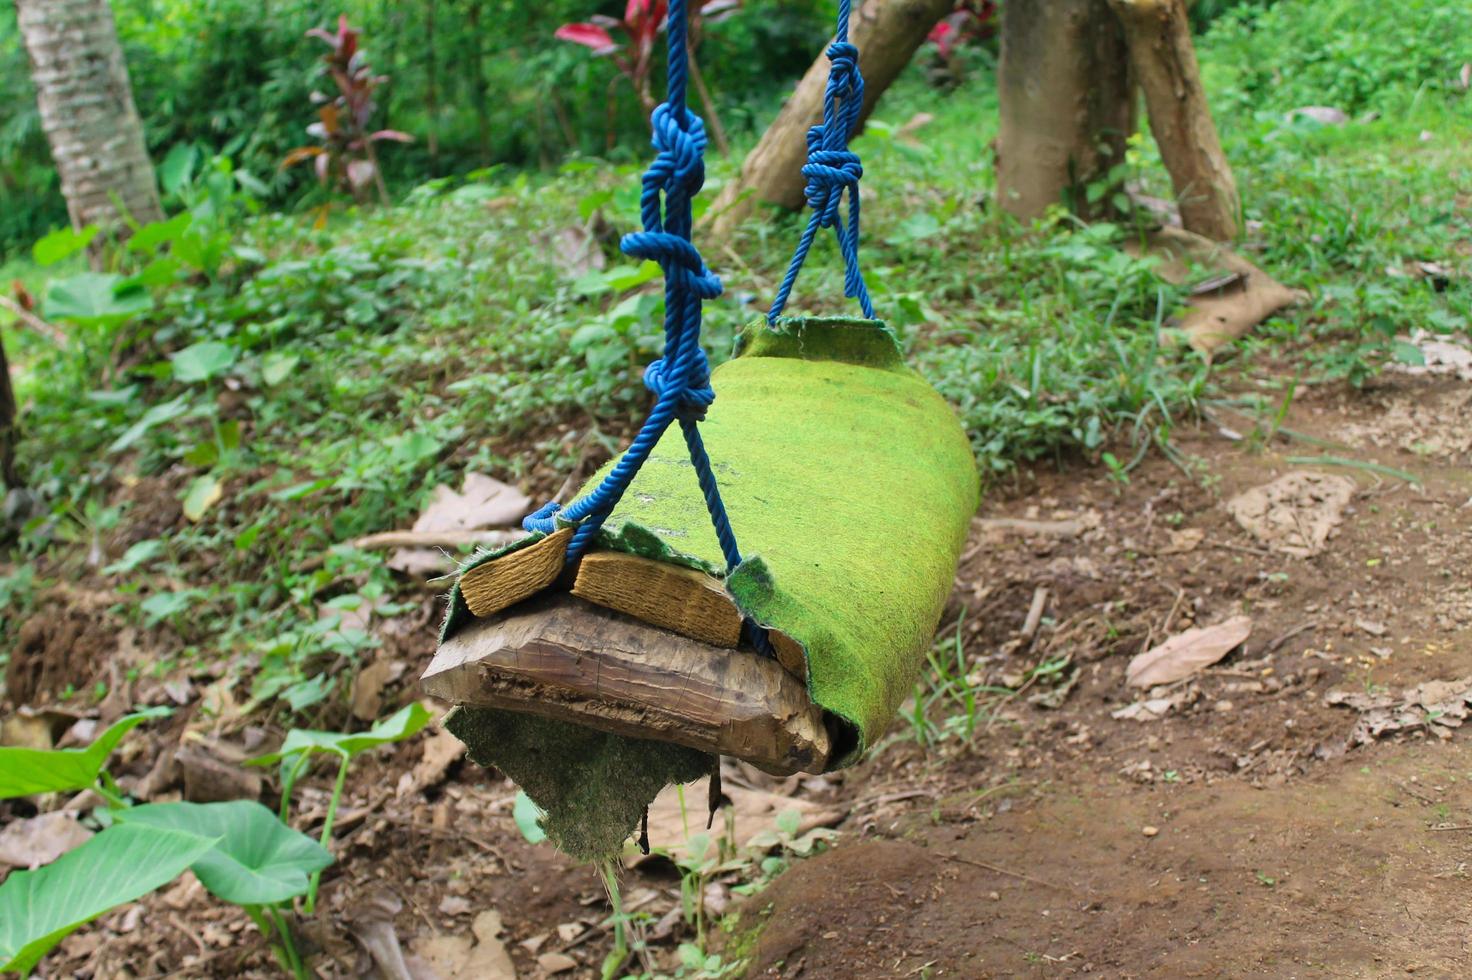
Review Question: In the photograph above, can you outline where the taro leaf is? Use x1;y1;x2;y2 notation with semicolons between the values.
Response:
31;225;98;267
41;272;152;326
0;822;216;976
512;790;548;845
0;707;170;800
116;801;332;907
248;703;433;768
260;352;301;387
171;341;238;383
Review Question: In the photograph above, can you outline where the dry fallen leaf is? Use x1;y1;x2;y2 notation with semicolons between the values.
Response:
1111;697;1179;722
1226;472;1355;557
411;910;517;980
398;729;466;799
0;812;93;869
351;659;396;722
415;474;530;534
389;474;531;575
351;888;415;980
1326;676;1472;745
630;783;842;865
537;952;578;975
1127;616;1253;688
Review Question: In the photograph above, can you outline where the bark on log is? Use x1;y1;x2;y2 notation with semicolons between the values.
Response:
705;0;954;237
422;593;832;776
996;0;1136;223
0;328;19;490
16;0;164;239
1109;0;1239;241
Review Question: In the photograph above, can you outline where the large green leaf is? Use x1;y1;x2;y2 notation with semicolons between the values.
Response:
31;225;97;267
41;272;152;327
0;708;170;800
116;801;332;907
170;341;238;383
249;702;432;767
0;822;215;976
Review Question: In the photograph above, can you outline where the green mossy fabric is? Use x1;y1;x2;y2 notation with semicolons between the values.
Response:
438;315;979;857
584;316;979;759
447;708;711;859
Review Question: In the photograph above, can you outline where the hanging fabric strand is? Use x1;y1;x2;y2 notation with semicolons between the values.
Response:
768;0;874;323
523;0;744;578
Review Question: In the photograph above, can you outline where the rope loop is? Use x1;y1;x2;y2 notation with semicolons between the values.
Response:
521;0;748;580
767;2;874;323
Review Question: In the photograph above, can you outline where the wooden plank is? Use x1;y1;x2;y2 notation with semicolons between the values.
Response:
422;593;832;776
458;528;573;618
571;550;744;649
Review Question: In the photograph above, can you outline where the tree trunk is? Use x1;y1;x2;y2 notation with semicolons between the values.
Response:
15;0;163;241
995;0;1136;223
1109;0;1239;240
704;0;954;237
0;328;19;491
465;0;490;161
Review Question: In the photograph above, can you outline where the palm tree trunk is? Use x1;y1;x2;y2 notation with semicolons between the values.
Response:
15;0;163;243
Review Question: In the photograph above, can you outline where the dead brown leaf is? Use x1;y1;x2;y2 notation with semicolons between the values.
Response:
351;887;415;980
630;783;842;865
0;812;93;869
1226;471;1355;557
1127;616;1253;688
1326;676;1472;745
410;909;517;980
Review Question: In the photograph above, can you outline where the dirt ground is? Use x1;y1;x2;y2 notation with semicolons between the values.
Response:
4;365;1471;979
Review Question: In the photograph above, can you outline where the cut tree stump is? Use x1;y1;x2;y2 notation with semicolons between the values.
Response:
1108;0;1239;241
704;0;953;237
422;593;833;776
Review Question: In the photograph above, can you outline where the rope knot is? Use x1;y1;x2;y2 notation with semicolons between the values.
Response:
643;348;715;420
801;143;863;225
620;231;723;298
649;102;708;196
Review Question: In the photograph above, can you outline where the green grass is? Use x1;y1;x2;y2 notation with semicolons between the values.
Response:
2;0;1470;723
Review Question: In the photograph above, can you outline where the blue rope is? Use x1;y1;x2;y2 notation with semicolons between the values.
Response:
525;0;745;583
767;0;874;323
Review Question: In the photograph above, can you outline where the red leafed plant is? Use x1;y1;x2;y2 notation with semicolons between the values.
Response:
282;15;412;203
556;0;740;154
927;1;998;61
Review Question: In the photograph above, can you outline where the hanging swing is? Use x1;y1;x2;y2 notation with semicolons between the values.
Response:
424;0;978;859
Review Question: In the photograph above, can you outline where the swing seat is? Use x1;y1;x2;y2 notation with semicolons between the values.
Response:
424;317;978;824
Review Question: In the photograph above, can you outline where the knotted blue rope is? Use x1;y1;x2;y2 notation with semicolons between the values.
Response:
525;0;747;587
768;0;874;323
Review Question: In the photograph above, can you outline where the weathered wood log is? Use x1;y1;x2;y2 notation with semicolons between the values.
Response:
996;0;1136;223
1108;0;1239;241
458;528;572;618
704;0;954;237
421;593;832;776
571;550;744;648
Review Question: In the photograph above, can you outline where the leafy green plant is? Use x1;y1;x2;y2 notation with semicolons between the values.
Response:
282;17;411;204
117;801;332;976
250;702;433;911
0;707;169;803
0;823;219;975
0;709;331;978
